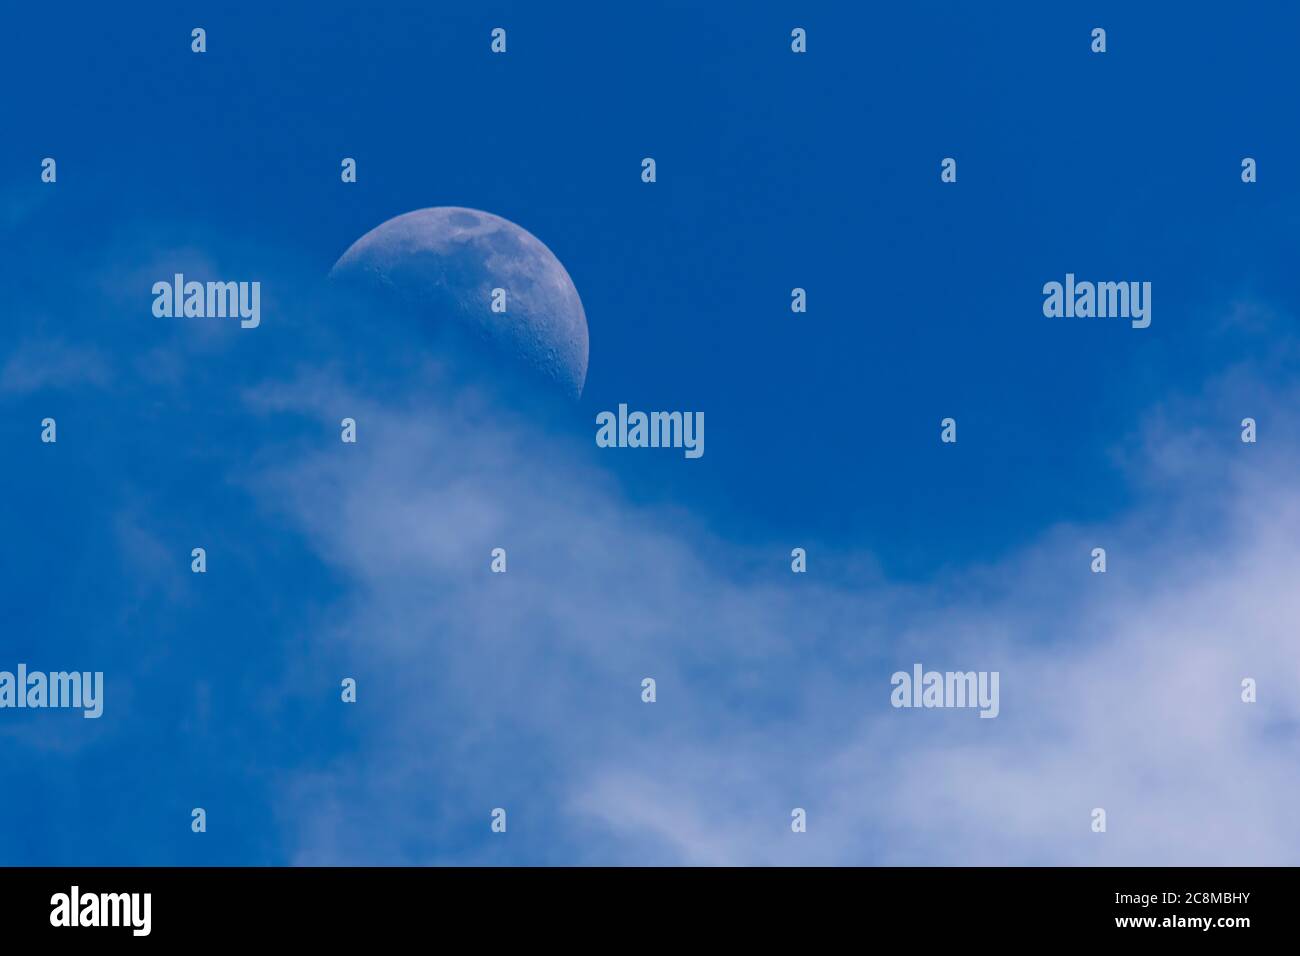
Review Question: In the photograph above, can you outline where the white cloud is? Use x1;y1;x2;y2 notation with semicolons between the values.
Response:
0;339;111;393
247;366;1300;865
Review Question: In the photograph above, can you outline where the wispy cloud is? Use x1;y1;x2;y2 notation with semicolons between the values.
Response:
0;339;112;394
246;354;1300;865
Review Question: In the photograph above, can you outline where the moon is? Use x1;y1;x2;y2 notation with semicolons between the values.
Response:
330;207;589;398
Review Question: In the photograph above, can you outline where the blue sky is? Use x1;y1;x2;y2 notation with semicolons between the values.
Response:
2;2;1299;865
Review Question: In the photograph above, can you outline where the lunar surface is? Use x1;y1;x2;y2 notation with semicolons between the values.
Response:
330;207;589;397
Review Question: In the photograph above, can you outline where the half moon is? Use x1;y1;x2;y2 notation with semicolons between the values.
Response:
330;207;589;398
